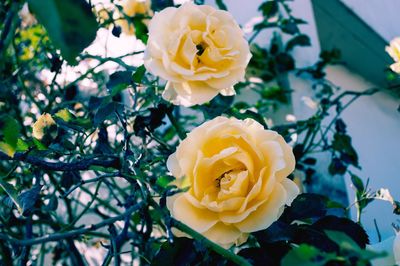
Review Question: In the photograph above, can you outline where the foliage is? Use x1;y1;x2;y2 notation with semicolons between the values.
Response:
0;0;398;265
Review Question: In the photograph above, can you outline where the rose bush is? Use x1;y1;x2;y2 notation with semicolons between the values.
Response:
144;2;251;107
166;116;299;247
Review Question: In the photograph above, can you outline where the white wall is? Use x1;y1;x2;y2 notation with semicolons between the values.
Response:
341;0;400;42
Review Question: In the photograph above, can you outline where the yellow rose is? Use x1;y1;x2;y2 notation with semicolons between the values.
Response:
386;37;400;73
144;3;251;107
166;116;299;247
32;113;57;141
116;0;152;35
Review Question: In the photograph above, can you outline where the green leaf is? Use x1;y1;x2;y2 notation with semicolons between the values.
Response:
156;175;175;188
324;230;360;252
227;109;269;129
0;180;22;214
281;19;300;35
107;71;132;97
281;193;327;222
132;65;146;84
332;133;359;167
0;115;21;157
281;244;326;266
153;238;197;266
313;216;369;248
132;17;148;44
18;185;42;216
286;34;311;51
259;1;279;18
16;138;29;152
350;174;364;193
55;108;74;122
28;0;98;64
93;102;123;126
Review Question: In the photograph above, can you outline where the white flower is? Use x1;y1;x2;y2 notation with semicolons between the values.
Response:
386;37;400;73
144;3;251;107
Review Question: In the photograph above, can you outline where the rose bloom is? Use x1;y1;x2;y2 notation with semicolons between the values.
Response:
116;0;152;35
166;116;299;247
368;233;400;266
32;113;57;140
144;3;251;107
386;37;400;73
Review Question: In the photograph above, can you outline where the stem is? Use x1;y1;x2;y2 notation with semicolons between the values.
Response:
172;219;252;266
0;202;144;246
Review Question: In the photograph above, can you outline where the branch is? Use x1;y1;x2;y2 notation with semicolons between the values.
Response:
0;202;144;246
0;152;121;171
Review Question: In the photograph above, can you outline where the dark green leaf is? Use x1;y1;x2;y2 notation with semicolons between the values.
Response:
280;19;299;35
286;34;311;51
332;133;359;167
44;194;58;211
0;180;22;213
227;109;269;129
281;193;327;222
107;71;132;97
153;238;197;266
281;244;327;266
156;175;175;188
132;17;148;44
313;216;369;248
259;1;279;18
198;94;234;119
93;102;123;126
28;0;98;64
276;53;295;72
236;242;291;266
18;185;42;216
0;115;21;157
132;65;146;83
328;158;346;175
350;174;364;193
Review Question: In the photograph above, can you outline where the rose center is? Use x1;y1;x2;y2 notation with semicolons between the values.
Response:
215;170;233;188
196;42;207;56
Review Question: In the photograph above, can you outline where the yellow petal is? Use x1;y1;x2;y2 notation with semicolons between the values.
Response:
235;183;287;233
172;194;218;233
202;222;243;247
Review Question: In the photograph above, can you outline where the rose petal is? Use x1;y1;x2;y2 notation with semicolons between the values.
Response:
234;183;287;232
172;194;218;233
162;81;219;106
281;178;300;206
202;222;243;246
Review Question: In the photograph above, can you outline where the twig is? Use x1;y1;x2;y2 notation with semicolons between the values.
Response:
0;202;144;246
0;152;121;171
61;172;119;198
